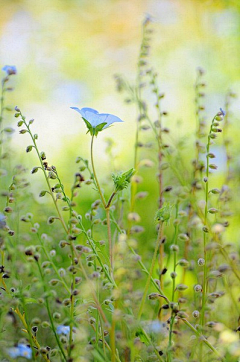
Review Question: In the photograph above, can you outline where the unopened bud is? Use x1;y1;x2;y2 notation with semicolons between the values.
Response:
194;284;202;292
192;310;200;318
198;258;205;266
176;284;188;291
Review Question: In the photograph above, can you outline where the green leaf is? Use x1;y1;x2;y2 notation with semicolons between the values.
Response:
82;118;107;136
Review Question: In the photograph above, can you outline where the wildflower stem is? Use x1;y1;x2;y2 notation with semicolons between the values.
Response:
35;259;67;361
0;78;5;165
137;222;163;320
14;307;50;362
182;318;225;361
106;207;113;275
78;257;108;324
139;327;164;362
90;135;106;208
20;113;68;234
33;226;70;293
167;204;179;361
201;115;217;329
90;135;114;276
78;220;116;286
111;214;167;298
106;192;116;209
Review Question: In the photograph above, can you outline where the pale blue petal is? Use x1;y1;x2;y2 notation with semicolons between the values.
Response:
57;325;70;336
70;107;123;130
83;111;101;127
18;344;32;359
7;345;32;359
99;113;124;128
70;107;86;118
8;347;20;358
70;107;99;123
80;107;99;115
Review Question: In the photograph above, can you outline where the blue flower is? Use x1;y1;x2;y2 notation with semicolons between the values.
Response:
220;108;225;116
2;65;17;75
0;213;6;229
7;344;32;359
70;107;123;136
147;320;168;337
56;325;70;336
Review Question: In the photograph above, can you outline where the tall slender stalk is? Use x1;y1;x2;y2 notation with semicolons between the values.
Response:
137;222;163;320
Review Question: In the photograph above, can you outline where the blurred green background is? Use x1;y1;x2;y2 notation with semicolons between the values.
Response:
0;0;240;215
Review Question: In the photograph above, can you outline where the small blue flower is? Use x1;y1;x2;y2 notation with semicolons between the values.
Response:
70;107;123;136
0;213;6;229
147;320;168;337
220;108;226;116
2;65;17;75
57;325;70;336
7;344;32;359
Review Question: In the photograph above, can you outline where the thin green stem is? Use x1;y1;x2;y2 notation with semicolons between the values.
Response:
20;114;68;234
36;260;67;361
167;204;179;361
14;307;50;362
106;207;113;274
90;135;106;208
137;223;163;320
0;79;4;165
182;318;225;361
79;220;116;286
201;116;215;328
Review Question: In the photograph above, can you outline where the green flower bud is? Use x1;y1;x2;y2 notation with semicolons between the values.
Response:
170;272;177;279
208;208;218;214
39;190;47;197
49;279;59;286
42;321;50;328
155;202;173;223
112;168;135;192
209;164;218;170
26;145;33;153
40;151;46;160
192;310;200;318
48;171;57;179
194;284;202;292
170;244;179;252
209;188;221;194
53;312;61;320
178;233;189;242
47;216;55;224
177;259;189;267
31;167;39;174
176;284;188;291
